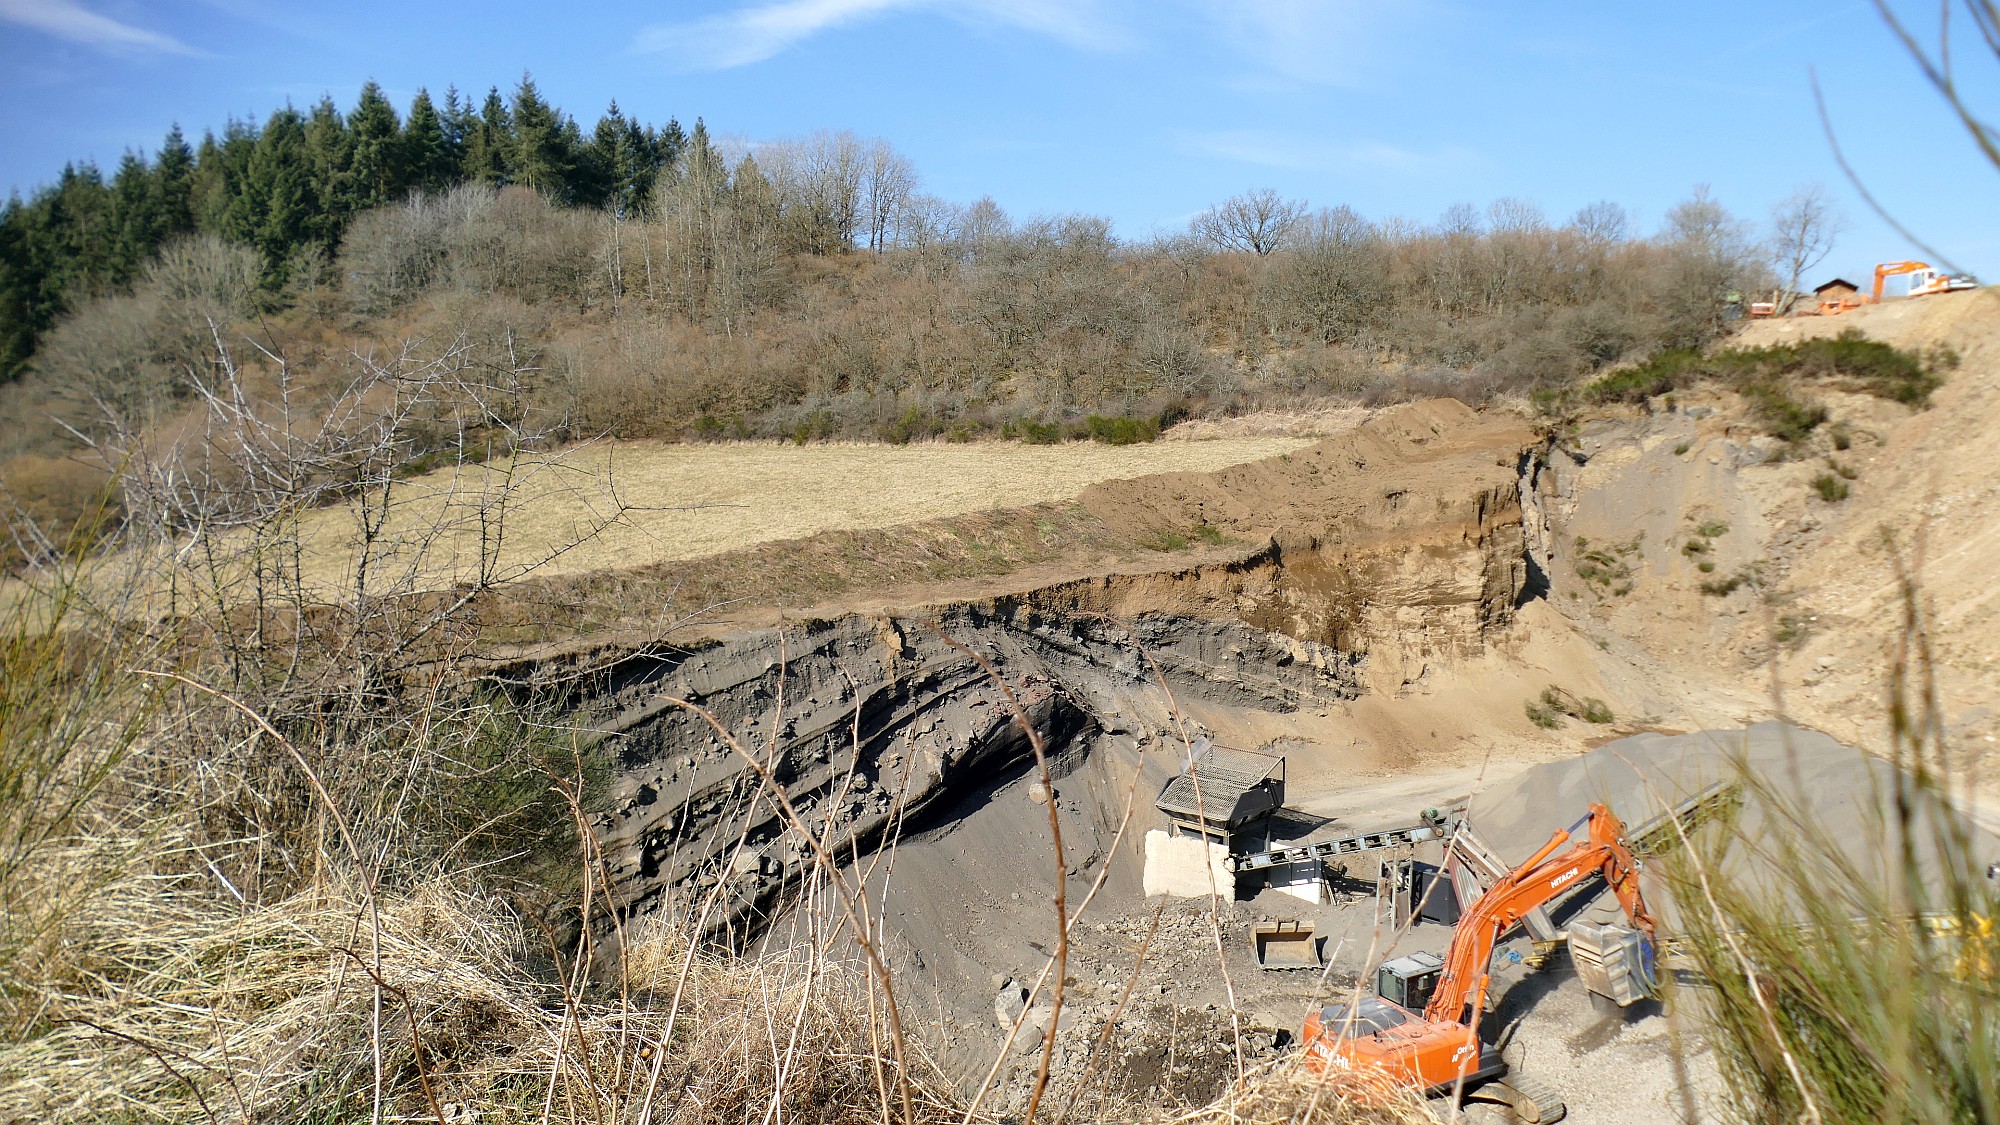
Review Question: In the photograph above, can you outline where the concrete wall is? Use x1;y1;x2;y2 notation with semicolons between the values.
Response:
1142;829;1235;898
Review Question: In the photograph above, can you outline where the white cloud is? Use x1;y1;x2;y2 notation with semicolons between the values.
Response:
635;0;1126;70
0;0;200;54
1184;129;1477;176
1195;0;1440;88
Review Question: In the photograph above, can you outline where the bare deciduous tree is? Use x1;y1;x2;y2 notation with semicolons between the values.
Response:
1193;188;1306;255
1768;183;1846;312
70;323;631;707
762;129;865;256
1268;206;1387;343
1569;201;1630;245
1659;185;1764;345
860;139;916;254
954;196;1011;258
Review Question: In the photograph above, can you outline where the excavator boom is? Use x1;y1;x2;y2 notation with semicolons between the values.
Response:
1424;803;1653;1025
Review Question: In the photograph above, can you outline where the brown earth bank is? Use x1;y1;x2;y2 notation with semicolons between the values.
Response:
476;289;1999;1121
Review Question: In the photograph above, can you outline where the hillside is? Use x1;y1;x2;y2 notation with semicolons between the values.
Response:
1539;289;2000;802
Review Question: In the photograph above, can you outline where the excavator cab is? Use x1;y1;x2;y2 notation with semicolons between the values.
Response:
1375;950;1444;1012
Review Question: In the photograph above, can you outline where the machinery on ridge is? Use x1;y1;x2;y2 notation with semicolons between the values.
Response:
1299;802;1660;1123
1819;259;1978;314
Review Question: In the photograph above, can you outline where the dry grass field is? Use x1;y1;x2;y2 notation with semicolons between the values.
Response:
288;435;1318;595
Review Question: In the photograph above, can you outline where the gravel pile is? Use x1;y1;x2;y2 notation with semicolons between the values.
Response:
1464;721;1997;928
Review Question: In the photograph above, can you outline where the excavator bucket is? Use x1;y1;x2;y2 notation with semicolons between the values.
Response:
1253;920;1325;969
1569;920;1657;1006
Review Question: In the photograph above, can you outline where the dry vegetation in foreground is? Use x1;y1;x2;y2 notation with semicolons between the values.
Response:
1659;551;2000;1125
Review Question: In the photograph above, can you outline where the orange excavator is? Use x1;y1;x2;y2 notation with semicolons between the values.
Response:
1300;803;1658;1122
1821;260;1978;314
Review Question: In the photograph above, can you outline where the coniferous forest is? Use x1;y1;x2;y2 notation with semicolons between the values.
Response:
0;76;682;378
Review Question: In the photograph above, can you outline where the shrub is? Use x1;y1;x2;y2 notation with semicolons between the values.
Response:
1535;685;1614;726
1701;572;1748;596
881;406;940;444
1740;379;1828;444
1575;332;1943;440
1573;533;1641;596
789;410;838;445
1005;418;1064;445
1774;612;1810;647
1525;698;1564;729
1082;414;1162;445
1812;472;1851;502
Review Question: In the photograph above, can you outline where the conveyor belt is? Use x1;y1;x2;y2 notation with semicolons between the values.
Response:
1226;821;1444;872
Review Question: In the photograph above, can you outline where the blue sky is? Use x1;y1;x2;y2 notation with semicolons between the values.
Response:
0;0;1993;284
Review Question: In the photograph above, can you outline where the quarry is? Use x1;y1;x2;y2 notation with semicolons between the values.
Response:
470;290;2000;1122
5;18;1997;1119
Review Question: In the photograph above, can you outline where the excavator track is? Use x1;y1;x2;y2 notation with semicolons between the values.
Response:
1462;1072;1566;1124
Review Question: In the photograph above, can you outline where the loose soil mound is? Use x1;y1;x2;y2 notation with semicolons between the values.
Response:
1080;399;1531;548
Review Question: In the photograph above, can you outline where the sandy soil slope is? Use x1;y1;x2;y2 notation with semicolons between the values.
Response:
1536;289;2000;810
1741;291;2000;780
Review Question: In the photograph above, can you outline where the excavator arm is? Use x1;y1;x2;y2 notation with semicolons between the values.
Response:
1872;260;1930;302
1300;800;1656;1119
1423;802;1654;1026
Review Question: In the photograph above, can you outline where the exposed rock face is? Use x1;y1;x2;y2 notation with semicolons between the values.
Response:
1076;398;1539;689
576;399;1545;938
587;607;1362;940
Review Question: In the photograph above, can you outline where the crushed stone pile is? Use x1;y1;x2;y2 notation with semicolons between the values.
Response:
1464;722;1998;929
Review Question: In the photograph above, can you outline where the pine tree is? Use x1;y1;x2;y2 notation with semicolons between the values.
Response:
656;117;687;170
238;106;312;280
301;97;354;247
191;121;257;235
403;89;458;193
625;118;658;205
509;74;571;198
679;119;724;200
0;197;46;380
441;86;475;175
108;152;155;283
152;126;196;238
592;103;665;212
464;87;512;185
556;115;589;201
581;102;629;210
48;163;117;298
347;80;405;209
